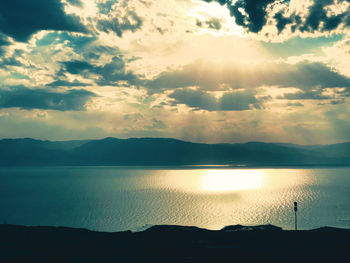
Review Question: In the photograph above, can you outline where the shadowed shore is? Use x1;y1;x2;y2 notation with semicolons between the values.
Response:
1;224;350;262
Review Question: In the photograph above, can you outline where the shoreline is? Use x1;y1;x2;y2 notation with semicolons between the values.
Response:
1;224;350;262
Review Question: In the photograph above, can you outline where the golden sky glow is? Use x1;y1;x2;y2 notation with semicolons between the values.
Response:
0;0;350;144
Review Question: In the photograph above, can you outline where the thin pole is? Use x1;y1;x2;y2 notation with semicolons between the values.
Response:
294;202;298;231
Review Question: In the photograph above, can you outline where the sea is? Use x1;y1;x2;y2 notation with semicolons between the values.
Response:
1;166;350;231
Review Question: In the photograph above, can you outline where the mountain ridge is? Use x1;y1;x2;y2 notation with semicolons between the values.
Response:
0;137;349;166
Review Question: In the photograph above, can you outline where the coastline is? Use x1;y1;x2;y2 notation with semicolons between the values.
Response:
1;224;349;262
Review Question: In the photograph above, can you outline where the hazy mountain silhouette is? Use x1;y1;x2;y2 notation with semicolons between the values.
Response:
0;137;349;166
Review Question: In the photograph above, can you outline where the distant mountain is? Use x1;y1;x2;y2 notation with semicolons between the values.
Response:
0;137;349;166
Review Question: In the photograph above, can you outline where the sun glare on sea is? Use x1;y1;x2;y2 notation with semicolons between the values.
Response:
201;169;264;192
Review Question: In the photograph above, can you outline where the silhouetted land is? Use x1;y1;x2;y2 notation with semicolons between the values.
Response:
1;224;349;262
1;137;350;166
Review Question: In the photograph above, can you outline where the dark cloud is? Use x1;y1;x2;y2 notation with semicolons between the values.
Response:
169;89;217;110
0;59;22;69
220;90;261;110
197;17;223;30
330;99;344;105
294;0;349;33
96;56;140;84
204;0;275;33
274;12;293;34
60;56;141;85
123;113;143;121
83;45;118;60
0;50;24;68
0;0;86;42
145;118;167;129
0;34;10;56
336;87;350;97
229;0;275;33
346;12;350;26
148;60;350;92
44;32;116;60
283;1;350;34
46;80;91;88
66;0;83;7
58;32;97;55
0;86;96;111
97;1;115;15
61;60;94;75
0;34;9;46
169;88;260;111
282;90;332;100
204;0;350;34
301;0;338;31
286;102;304;107
156;27;165;35
97;11;143;37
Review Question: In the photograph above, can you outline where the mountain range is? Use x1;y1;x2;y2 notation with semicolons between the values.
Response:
0;137;350;166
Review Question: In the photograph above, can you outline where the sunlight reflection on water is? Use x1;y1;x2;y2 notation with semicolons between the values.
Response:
1;167;350;231
157;168;313;194
201;169;264;192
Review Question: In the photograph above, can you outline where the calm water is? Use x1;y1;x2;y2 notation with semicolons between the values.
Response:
1;166;350;231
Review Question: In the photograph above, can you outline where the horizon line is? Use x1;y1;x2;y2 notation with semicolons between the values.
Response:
0;136;349;147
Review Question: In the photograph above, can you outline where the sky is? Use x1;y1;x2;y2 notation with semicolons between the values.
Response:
0;0;350;144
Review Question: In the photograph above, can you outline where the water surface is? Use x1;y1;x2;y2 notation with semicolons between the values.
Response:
1;167;350;231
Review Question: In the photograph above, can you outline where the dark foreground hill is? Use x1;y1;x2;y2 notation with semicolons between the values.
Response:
1;137;350;166
1;224;349;263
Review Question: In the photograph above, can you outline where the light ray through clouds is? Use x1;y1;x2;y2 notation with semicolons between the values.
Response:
0;0;349;144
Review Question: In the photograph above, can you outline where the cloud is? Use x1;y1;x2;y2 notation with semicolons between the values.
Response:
97;10;143;37
169;88;260;111
274;11;294;34
204;0;275;33
61;60;94;75
298;0;348;32
0;34;9;46
96;0;116;15
46;80;91;88
169;88;217;110
0;49;24;67
0;0;86;42
330;99;344;105
60;56;141;85
66;0;83;7
57;32;97;55
203;0;350;36
197;17;223;30
259;35;344;58
148;60;350;91
145;118;167;129
282;89;333;100
273;0;350;35
286;102;304;107
0;86;96;111
0;34;10;56
230;0;275;33
36;32;119;63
